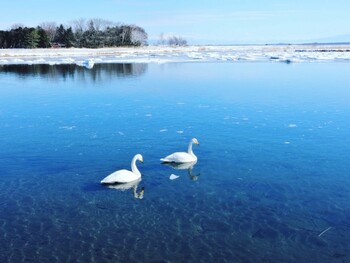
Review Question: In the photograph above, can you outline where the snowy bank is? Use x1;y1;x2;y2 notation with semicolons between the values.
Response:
0;45;350;67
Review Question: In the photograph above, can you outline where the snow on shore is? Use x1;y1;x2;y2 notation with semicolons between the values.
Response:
0;45;349;67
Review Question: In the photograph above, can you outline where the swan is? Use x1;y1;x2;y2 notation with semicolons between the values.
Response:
160;138;199;163
101;154;144;184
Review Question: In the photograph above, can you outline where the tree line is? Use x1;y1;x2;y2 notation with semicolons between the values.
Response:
0;18;148;48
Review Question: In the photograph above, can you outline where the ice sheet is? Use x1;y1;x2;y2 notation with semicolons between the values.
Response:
0;45;349;68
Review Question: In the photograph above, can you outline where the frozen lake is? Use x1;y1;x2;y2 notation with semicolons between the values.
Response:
0;62;350;262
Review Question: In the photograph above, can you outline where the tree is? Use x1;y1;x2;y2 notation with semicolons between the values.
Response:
53;24;75;47
130;25;147;46
88;18;115;31
64;27;75;47
157;33;166;45
1;18;148;49
0;30;9;48
24;28;40;48
120;25;132;45
54;24;66;44
39;22;57;42
70;18;86;47
10;23;25;30
37;27;50;48
159;34;187;46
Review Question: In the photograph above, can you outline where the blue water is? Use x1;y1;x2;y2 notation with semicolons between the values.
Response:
0;62;350;263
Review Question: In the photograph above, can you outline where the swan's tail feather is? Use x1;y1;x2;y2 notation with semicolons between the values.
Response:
160;158;167;162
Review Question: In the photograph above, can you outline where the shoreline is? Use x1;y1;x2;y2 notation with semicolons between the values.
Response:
1;44;350;67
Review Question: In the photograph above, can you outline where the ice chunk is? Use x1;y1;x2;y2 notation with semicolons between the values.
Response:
170;174;180;180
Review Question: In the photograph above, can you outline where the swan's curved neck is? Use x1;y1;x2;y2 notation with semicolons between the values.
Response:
187;141;194;156
131;157;141;176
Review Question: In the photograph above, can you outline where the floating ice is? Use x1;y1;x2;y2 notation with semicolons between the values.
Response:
159;129;168;132
169;174;180;180
288;124;298;128
59;126;76;130
1;45;348;67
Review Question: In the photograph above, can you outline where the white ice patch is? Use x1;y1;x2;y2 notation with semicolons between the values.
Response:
288;124;298;128
160;129;168;132
169;174;180;180
1;45;349;66
59;126;76;130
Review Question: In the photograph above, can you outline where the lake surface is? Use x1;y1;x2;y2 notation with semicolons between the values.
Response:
0;62;349;263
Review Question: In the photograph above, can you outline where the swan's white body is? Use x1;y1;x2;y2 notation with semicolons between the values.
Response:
160;138;199;163
101;154;143;184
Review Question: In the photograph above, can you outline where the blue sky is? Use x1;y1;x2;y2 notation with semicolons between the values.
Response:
1;0;350;44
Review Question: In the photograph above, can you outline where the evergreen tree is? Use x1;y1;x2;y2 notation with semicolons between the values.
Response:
37;27;50;48
64;27;75;48
54;24;66;45
24;28;40;48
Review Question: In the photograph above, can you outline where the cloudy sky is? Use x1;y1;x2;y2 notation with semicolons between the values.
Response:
1;0;349;44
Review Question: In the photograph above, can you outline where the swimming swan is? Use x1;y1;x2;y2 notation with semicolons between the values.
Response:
101;154;144;184
160;138;199;163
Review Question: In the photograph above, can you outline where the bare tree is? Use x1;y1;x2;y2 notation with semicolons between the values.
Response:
157;33;166;45
157;33;187;46
87;18;115;32
10;23;25;30
70;18;87;33
39;22;57;42
130;25;148;46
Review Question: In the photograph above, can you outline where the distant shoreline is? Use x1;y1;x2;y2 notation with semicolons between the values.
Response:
1;44;350;67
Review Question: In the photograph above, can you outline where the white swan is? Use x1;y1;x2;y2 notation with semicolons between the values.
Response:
101;154;144;184
160;138;199;163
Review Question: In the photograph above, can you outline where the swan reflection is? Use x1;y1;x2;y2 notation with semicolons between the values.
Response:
162;161;200;181
104;178;145;199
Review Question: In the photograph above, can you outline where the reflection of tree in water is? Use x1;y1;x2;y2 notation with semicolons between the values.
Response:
0;63;148;82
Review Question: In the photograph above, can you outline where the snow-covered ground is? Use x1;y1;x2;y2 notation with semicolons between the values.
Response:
0;45;349;68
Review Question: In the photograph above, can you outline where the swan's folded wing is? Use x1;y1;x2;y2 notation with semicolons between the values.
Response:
160;152;195;163
101;169;139;184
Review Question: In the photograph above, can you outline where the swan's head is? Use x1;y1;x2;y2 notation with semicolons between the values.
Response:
191;138;199;145
135;154;144;163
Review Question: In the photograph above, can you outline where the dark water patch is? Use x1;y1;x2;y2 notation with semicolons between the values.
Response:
0;63;148;81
